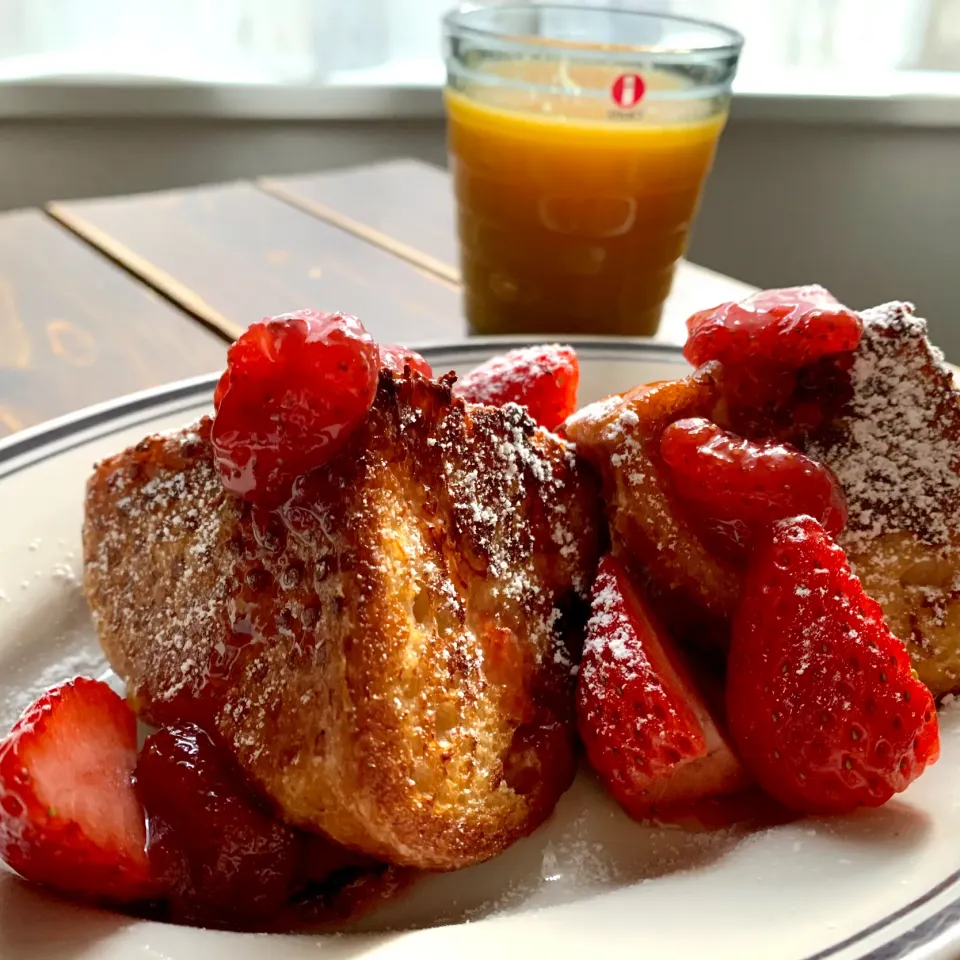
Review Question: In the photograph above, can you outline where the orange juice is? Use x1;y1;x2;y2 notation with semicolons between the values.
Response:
446;80;728;336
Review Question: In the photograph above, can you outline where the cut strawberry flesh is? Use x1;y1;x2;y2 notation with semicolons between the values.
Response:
685;285;863;371
25;698;144;856
628;685;751;819
0;678;155;903
577;556;751;821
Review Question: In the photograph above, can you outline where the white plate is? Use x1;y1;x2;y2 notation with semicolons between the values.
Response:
1;338;960;960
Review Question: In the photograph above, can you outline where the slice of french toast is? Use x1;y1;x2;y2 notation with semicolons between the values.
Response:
83;371;600;870
806;302;960;698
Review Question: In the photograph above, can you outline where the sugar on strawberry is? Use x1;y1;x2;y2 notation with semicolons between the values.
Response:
577;555;752;823
453;343;579;431
660;417;847;558
379;343;433;379
727;516;939;814
0;678;157;904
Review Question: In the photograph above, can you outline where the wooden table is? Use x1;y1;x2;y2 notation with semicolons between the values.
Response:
0;159;755;439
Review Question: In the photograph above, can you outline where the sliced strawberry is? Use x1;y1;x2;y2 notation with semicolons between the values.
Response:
0;678;156;903
577;555;751;822
685;285;863;370
453;344;579;430
379;344;433;378
727;516;940;815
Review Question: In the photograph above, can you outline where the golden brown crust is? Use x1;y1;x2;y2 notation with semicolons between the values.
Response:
564;365;740;641
846;532;960;697
83;372;600;870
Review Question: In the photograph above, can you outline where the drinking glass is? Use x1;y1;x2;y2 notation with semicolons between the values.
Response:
443;4;743;336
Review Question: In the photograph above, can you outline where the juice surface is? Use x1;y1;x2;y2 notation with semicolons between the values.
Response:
446;76;727;336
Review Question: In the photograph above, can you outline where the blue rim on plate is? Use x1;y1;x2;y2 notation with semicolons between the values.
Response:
0;336;957;960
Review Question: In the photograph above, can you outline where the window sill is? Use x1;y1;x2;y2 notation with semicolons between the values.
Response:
1;67;960;126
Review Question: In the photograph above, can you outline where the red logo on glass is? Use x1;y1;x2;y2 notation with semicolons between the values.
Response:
611;73;645;108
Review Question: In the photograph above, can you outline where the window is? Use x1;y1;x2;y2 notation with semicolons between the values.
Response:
0;0;957;88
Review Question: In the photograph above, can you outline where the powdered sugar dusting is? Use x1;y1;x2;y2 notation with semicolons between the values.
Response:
583;580;633;666
435;399;596;658
84;419;233;716
809;302;960;552
3;647;109;729
453;344;572;407
360;766;753;932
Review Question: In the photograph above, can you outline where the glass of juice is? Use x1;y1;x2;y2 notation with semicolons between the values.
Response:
443;4;743;337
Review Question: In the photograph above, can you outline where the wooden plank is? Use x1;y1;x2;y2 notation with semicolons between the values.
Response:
0;210;225;439
48;183;463;347
260;160;460;285
260;160;756;345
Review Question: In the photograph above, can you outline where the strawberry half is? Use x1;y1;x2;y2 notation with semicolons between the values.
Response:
453;344;579;430
727;516;940;814
577;555;751;822
0;678;156;903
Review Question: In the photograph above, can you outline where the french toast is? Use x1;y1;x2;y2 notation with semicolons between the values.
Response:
567;298;960;699
83;371;601;870
806;302;960;698
563;364;740;647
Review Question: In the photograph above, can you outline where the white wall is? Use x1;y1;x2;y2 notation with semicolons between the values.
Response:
2;114;958;357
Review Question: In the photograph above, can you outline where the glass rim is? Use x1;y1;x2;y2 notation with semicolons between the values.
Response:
442;3;745;59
